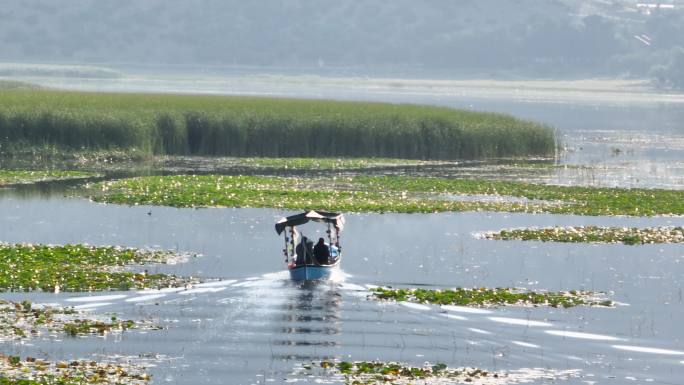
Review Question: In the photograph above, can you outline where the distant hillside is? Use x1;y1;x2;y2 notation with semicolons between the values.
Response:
1;0;684;86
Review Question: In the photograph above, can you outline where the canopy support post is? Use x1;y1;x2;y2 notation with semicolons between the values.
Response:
327;222;332;247
283;227;290;264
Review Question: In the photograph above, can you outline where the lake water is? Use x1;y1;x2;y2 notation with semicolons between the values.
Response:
1;76;684;384
1;188;683;384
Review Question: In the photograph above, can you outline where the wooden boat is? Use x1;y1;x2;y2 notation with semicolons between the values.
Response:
275;210;345;281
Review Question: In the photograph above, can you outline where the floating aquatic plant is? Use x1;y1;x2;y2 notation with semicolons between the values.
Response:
370;287;613;308
0;170;97;186
89;174;684;216
484;226;684;245
0;354;151;385
0;300;160;342
299;360;581;385
236;157;440;170
0;243;197;292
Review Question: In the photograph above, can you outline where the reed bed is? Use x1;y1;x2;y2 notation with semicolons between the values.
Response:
0;90;555;160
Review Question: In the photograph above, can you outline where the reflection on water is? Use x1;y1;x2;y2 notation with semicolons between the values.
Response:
274;283;342;355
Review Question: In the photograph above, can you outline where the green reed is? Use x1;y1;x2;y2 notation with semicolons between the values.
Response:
0;90;556;160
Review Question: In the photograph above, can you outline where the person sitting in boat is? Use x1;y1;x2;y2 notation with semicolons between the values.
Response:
305;238;314;264
313;237;330;265
295;236;315;265
295;236;306;265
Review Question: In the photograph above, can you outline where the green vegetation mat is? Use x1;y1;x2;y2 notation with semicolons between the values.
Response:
0;354;150;385
236;157;436;170
0;300;159;341
91;174;684;216
486;226;684;245
0;170;96;186
316;361;495;384
0;243;195;292
371;287;612;308
0;90;555;159
303;361;580;384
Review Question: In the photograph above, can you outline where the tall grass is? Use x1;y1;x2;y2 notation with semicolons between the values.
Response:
0;90;556;159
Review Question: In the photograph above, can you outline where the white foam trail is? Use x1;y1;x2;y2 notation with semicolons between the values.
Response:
488;317;552;327
231;281;250;287
73;302;113;310
468;328;492;335
545;330;622;341
399;302;431;311
328;269;350;283
193;280;237;288
440;313;467;321
364;284;379;290
612;345;684;355
66;294;127;303
217;297;236;305
245;276;260;281
179;287;227;295
441;305;491;314
136;287;185;294
125;294;167;303
260;271;289;280
512;341;540;348
237;279;283;289
339;283;366;291
346;291;370;298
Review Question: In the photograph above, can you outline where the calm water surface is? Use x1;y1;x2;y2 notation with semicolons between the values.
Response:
1;79;683;383
1;188;683;384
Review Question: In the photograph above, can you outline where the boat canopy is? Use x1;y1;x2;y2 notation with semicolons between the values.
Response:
275;210;345;235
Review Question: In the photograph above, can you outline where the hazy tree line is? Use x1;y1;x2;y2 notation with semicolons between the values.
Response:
1;0;684;88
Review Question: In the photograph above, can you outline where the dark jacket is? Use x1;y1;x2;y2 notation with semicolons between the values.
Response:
313;240;330;265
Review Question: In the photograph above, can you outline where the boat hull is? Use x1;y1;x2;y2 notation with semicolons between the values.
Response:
288;263;339;281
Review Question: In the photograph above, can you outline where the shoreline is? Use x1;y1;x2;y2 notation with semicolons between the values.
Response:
4;72;684;106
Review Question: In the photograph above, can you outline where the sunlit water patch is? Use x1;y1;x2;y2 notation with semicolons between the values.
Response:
440;313;468;321
66;294;128;303
125;293;166;303
399;302;432;311
612;345;684;356
511;340;540;349
73;302;114;310
488;317;552;327
441;305;492;314
545;330;623;341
